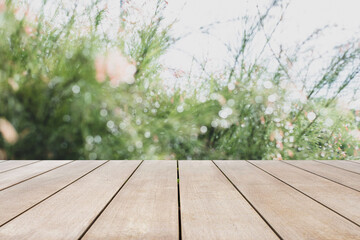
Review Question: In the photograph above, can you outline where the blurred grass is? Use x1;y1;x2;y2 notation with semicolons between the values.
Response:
0;0;359;160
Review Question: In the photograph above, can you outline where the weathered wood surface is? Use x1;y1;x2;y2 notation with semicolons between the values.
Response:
0;160;359;240
216;160;360;239
179;161;278;240
0;160;70;191
0;160;39;173
250;160;360;226
82;160;178;240
285;160;360;191
315;160;360;174
0;161;140;240
0;160;105;225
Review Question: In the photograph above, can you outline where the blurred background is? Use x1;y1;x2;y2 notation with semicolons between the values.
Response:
0;0;359;160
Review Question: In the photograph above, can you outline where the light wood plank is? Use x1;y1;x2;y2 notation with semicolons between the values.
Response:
0;161;141;240
179;160;278;240
350;160;360;164
315;160;360;174
0;161;39;173
82;160;178;240
0;161;70;191
0;160;106;226
285;160;360;191
251;160;360;225
215;161;360;239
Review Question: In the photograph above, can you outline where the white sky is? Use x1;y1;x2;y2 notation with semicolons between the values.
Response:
27;0;360;68
160;0;360;108
25;0;360;107
163;0;360;71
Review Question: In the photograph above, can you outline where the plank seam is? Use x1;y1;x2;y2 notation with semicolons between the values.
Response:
0;160;41;174
0;161;74;192
212;161;283;240
248;161;360;228
314;160;360;176
0;160;109;227
346;160;360;164
177;160;182;240
283;161;360;193
77;160;144;240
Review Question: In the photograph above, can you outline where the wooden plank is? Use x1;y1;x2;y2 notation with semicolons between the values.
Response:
0;161;70;191
179;160;278;240
285;160;360;191
350;160;360;164
215;161;360;239
0;160;141;240
315;160;360;174
82;160;178;240
0;160;106;226
0;161;39;173
251;160;360;225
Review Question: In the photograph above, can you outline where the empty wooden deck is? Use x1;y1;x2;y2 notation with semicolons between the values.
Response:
0;160;360;239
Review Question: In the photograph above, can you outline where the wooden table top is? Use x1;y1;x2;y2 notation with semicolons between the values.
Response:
0;160;359;239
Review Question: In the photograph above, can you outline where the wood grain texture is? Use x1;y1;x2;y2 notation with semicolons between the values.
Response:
82;160;178;240
0;161;141;240
0;161;39;173
0;161;70;191
0;160;105;226
285;160;360;191
179;160;278;240
251;160;360;225
315;160;360;174
215;160;360;240
350;160;360;164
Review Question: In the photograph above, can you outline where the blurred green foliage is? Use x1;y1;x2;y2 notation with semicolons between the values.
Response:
0;0;359;160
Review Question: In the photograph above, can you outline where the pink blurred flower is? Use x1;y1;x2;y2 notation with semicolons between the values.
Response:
0;1;6;13
0;118;19;145
95;55;107;83
287;150;294;158
276;141;284;150
273;153;283;160
217;94;226;106
260;116;265;124
25;26;35;36
269;132;275;142
8;78;19;91
95;49;136;87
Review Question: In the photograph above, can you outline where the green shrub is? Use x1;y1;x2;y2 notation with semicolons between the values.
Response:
0;0;359;160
